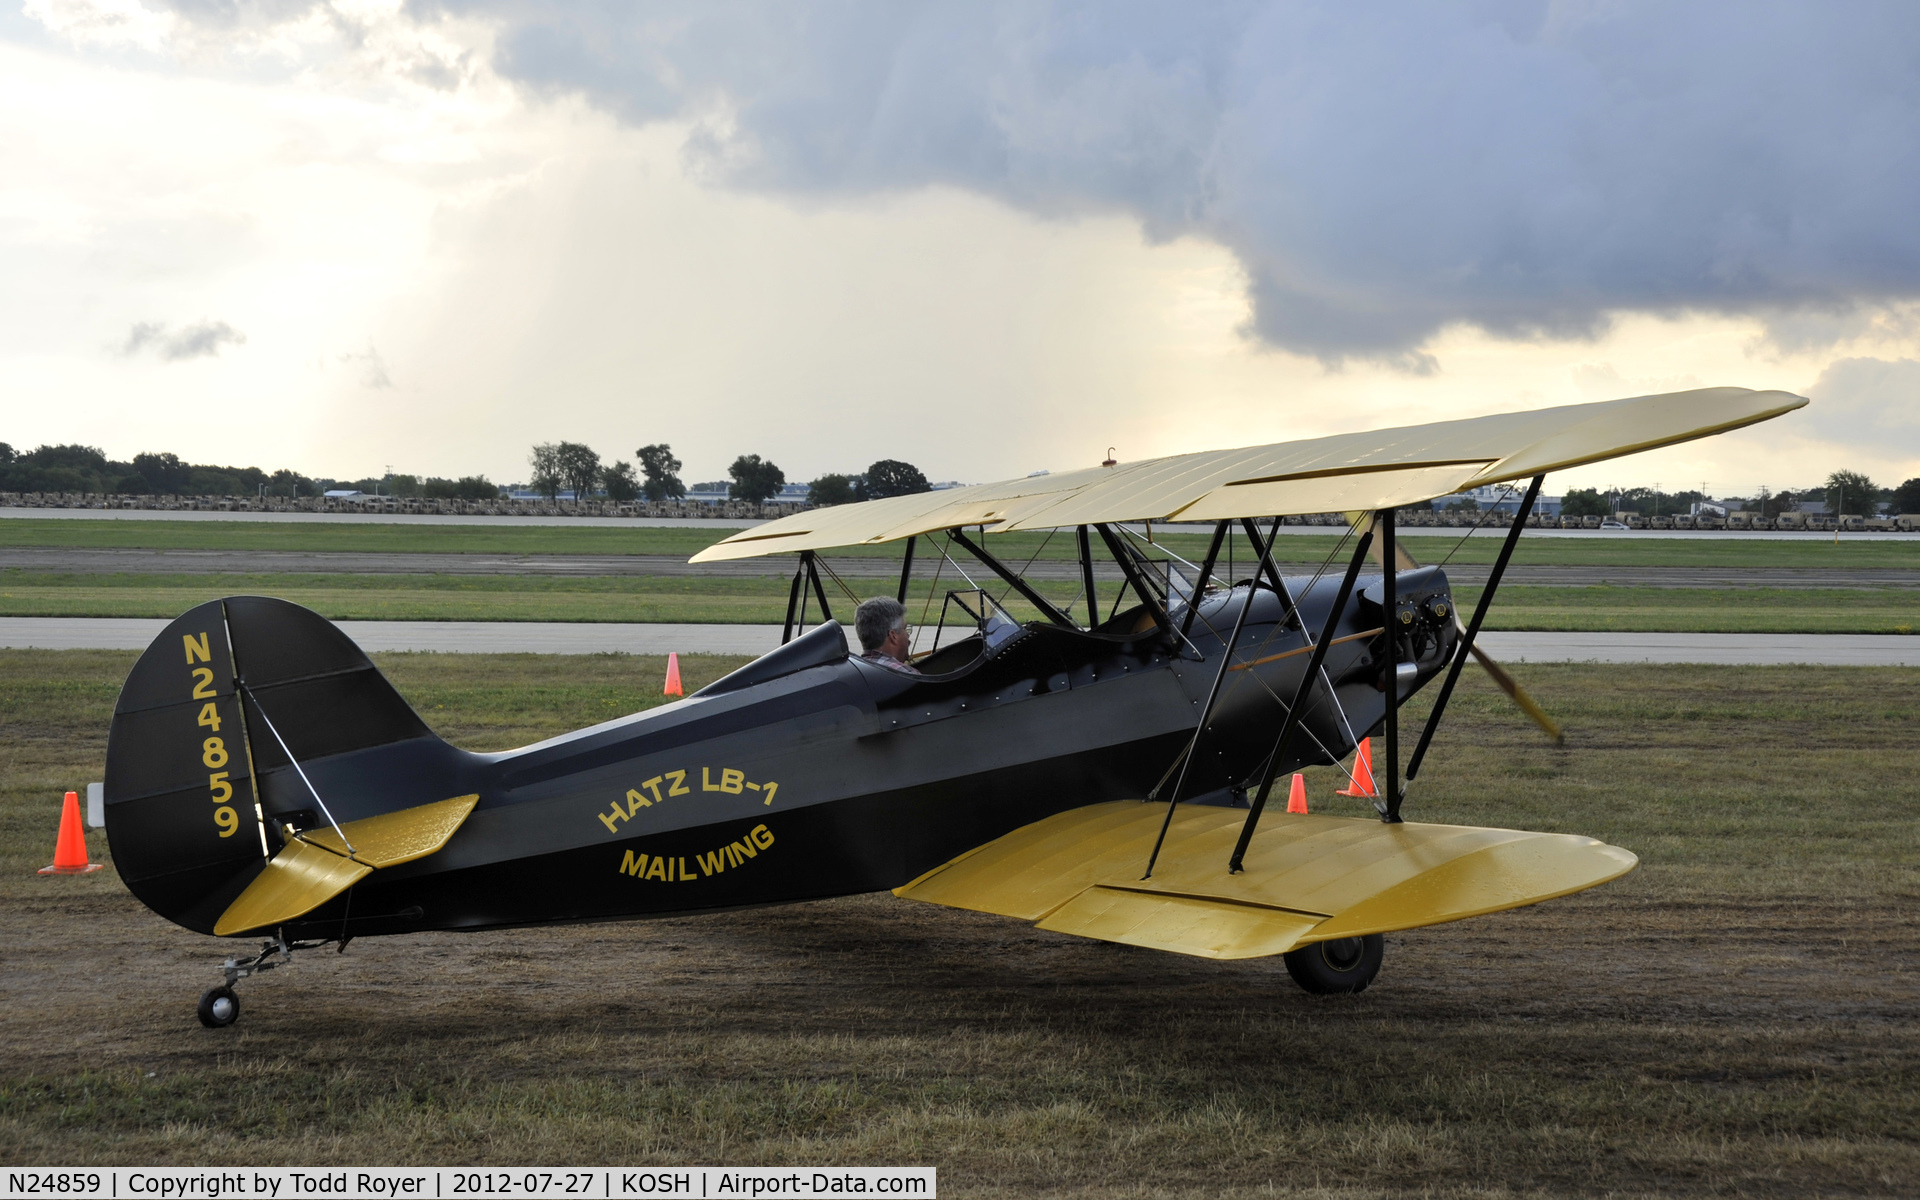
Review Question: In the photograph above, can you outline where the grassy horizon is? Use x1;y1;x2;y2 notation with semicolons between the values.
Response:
5;515;1919;568
2;570;1916;632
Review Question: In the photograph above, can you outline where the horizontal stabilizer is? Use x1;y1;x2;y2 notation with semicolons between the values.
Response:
301;793;479;868
214;794;478;936
213;841;370;936
895;802;1635;960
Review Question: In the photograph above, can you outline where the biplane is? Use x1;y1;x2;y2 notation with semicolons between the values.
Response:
101;388;1805;1026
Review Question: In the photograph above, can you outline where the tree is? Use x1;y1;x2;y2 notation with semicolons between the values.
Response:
132;451;191;494
603;461;641;502
728;453;785;503
529;441;600;500
808;473;858;506
388;473;421;498
859;459;930;500
529;444;563;499
423;475;498;500
1559;487;1610;518
1826;469;1878;515
267;469;314;497
1888;478;1920;515
635;444;687;501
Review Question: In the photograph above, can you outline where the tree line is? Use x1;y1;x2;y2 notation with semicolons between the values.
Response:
0;442;498;500
528;442;932;506
19;435;1906;517
1557;470;1920;519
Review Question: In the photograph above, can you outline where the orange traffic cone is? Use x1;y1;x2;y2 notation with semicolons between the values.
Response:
1286;773;1309;814
663;652;683;697
1336;738;1376;797
39;791;102;875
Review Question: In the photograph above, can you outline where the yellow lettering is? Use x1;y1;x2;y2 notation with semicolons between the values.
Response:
214;806;238;837
702;767;718;792
208;772;232;803
730;838;756;861
750;824;774;851
678;856;691;879
697;848;727;876
665;770;689;797
190;667;216;700
744;781;760;791
620;850;647;877
625;788;651;815
183;632;211;665
720;768;744;794
761;782;778;807
598;802;625;834
196;702;222;732
641;776;665;805
644;856;668;881
201;737;228;769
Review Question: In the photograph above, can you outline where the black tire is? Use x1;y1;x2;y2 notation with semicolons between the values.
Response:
1283;934;1383;994
197;986;240;1028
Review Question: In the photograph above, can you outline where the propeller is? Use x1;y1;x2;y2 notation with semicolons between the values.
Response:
1372;536;1564;744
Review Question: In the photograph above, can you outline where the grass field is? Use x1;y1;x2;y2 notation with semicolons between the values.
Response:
4;570;1917;632
2;650;1916;1193
4;516;1919;568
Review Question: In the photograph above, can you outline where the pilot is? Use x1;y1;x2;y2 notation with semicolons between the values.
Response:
854;597;921;675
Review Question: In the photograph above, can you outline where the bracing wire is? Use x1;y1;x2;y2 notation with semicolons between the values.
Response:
910;544;948;658
1152;518;1372;796
1436;483;1520;569
814;556;865;608
987;528;1058;619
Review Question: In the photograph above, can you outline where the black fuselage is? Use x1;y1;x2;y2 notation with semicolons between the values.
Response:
106;570;1457;940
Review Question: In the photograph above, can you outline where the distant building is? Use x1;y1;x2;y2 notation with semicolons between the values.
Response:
322;490;366;500
1429;485;1562;518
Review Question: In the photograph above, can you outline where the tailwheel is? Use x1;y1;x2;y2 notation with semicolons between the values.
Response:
197;985;240;1028
1283;934;1383;994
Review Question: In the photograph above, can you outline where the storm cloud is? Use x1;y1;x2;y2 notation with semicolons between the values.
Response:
389;0;1920;367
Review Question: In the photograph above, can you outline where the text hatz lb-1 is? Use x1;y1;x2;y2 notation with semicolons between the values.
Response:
103;388;1805;1026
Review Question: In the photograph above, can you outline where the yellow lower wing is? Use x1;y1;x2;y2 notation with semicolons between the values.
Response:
214;794;479;936
894;802;1635;960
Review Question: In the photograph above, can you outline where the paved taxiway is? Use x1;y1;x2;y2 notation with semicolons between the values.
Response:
4;617;1916;664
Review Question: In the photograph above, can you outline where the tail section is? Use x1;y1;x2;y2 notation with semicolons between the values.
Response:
106;596;472;935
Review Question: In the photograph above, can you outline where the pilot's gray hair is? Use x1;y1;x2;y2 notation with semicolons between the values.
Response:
855;596;907;652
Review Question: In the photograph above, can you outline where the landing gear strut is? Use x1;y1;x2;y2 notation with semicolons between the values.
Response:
197;932;331;1028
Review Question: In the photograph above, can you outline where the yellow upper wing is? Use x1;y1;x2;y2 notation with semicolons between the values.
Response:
692;387;1805;561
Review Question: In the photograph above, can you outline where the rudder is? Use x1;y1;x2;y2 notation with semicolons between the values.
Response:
106;596;460;935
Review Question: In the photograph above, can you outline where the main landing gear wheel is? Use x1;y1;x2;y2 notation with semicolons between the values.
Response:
1283;934;1384;994
197;986;240;1028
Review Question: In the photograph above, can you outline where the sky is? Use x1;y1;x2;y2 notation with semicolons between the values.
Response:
3;0;1919;496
